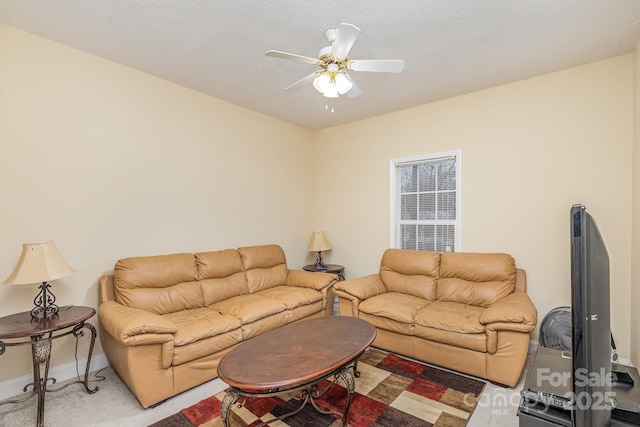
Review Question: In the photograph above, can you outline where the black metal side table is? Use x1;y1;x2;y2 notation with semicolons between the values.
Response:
303;264;345;281
0;305;99;427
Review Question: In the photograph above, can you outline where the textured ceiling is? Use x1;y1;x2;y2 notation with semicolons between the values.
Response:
2;1;640;130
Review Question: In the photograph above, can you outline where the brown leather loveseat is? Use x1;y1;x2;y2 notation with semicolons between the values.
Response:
98;244;337;408
334;249;537;387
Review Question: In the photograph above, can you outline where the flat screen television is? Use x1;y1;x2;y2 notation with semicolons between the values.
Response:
570;203;612;426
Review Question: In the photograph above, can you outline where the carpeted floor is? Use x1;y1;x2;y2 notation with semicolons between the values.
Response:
150;348;486;427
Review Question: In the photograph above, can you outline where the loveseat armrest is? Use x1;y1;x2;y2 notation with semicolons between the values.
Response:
286;269;338;290
334;274;387;300
98;301;178;345
479;291;537;332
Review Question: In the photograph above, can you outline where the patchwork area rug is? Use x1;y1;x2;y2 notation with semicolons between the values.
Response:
150;348;486;427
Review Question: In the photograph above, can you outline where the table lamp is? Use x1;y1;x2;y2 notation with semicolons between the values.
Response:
3;241;76;318
308;230;332;269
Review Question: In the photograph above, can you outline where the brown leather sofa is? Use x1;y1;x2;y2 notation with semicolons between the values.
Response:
98;244;337;408
334;249;537;387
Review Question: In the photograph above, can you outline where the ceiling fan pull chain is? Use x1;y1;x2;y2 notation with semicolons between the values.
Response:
325;99;335;113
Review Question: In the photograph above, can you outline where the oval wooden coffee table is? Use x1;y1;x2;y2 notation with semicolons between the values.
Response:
217;316;376;427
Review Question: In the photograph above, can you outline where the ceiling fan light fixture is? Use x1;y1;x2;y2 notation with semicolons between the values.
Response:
313;66;352;98
323;85;339;98
334;73;353;94
313;72;332;93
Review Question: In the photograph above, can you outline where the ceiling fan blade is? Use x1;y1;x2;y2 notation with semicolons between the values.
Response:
331;23;361;59
344;74;361;98
285;72;318;91
265;50;318;65
349;60;405;73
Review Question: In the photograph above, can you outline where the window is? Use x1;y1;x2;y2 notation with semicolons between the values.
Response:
390;150;461;252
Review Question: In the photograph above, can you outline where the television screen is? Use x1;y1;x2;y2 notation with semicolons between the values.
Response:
570;204;612;426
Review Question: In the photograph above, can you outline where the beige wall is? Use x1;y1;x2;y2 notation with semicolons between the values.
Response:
313;55;635;359
0;22;637;387
633;42;640;367
0;24;314;381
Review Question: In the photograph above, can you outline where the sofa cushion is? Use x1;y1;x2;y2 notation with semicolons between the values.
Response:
238;245;289;293
240;311;290;340
379;249;440;300
114;253;203;315
209;294;286;324
196;249;249;305
172;329;244;366
285;302;325;323
436;252;516;307
163;308;242;346
255;286;322;310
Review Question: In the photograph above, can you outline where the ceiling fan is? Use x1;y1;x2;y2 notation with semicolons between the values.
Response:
265;23;405;99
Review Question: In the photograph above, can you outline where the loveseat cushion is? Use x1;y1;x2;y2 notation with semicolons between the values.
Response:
359;292;429;325
436;252;516;307
414;301;485;334
114;253;202;315
238;245;289;293
358;292;427;335
379;249;440;300
414;300;486;352
413;325;487;352
196;249;249;305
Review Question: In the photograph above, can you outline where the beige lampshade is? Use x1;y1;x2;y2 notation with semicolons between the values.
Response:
308;230;332;252
3;241;76;285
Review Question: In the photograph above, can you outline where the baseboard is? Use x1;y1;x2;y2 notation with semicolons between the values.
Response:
528;339;633;367
0;354;109;401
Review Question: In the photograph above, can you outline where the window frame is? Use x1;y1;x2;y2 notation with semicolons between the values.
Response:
389;150;462;251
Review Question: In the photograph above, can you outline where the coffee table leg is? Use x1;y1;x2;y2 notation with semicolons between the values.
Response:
221;389;239;427
337;367;356;426
352;358;361;377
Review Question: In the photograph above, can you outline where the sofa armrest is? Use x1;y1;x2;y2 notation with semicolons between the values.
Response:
334;274;387;300
286;269;338;290
99;274;116;304
98;301;178;345
479;291;537;332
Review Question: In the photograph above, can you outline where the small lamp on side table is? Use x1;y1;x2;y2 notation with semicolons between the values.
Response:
308;230;332;270
3;241;76;319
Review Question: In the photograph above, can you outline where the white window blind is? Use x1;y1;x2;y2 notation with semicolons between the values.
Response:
390;151;461;251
